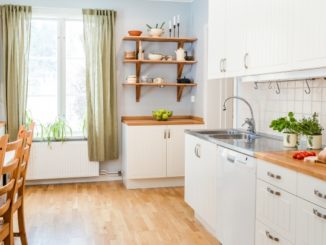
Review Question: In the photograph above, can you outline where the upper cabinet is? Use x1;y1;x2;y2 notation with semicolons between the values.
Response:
208;0;326;79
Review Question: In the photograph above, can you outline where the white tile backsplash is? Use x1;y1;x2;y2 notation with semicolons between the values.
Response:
237;78;326;143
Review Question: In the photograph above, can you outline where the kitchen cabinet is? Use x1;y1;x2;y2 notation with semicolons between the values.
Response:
296;198;326;245
184;134;218;235
122;124;202;188
256;179;296;243
207;0;226;79
292;0;326;71
256;221;293;245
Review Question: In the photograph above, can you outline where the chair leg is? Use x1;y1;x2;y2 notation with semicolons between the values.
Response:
17;206;27;245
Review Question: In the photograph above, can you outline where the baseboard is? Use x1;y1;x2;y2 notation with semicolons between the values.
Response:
26;174;122;186
123;177;184;189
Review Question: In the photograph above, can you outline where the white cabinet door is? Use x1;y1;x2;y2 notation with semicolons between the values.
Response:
184;135;218;234
126;126;167;179
184;134;201;211
256;221;294;245
208;0;226;79
256;180;297;243
246;0;291;75
166;125;202;177
224;0;247;77
296;198;326;245
292;0;326;70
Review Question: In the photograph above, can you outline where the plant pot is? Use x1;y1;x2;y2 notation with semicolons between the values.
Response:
306;135;323;150
283;133;298;148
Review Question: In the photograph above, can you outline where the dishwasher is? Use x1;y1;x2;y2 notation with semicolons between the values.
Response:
218;147;257;245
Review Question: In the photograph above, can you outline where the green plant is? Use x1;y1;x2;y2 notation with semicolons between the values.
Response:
39;118;72;145
269;112;300;134
299;112;324;136
146;22;165;30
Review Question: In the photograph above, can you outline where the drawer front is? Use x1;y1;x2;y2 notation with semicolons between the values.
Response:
256;180;297;243
296;198;326;245
257;159;297;194
256;221;294;245
297;173;326;209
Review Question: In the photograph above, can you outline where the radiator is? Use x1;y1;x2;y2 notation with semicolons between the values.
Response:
27;141;99;180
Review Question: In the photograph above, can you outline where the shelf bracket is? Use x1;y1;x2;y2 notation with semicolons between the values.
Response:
136;62;141;82
177;63;185;79
136;85;141;102
177;86;185;102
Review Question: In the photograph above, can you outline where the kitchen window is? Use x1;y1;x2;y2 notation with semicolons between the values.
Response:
27;17;86;138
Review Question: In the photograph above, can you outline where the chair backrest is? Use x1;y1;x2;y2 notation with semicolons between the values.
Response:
0;136;23;222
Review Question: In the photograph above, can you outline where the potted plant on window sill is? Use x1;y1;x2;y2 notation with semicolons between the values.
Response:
300;112;324;150
40;117;72;146
270;112;300;148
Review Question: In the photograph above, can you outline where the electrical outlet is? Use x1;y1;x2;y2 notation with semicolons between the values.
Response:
191;96;196;103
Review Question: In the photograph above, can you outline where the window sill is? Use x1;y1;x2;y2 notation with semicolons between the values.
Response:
32;137;87;142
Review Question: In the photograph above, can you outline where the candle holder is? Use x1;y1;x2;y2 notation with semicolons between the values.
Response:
177;23;180;38
169;28;172;38
173;25;176;37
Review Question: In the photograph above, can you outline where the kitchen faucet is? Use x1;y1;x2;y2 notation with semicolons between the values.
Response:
223;96;256;134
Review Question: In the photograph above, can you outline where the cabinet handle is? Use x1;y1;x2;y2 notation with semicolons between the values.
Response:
219;59;223;72
314;189;326;200
195;144;201;158
223;58;227;72
164;130;167;139
313;208;326;220
244;53;249;69
168;130;171;139
265;231;280;242
267;187;281;196
267;171;282;180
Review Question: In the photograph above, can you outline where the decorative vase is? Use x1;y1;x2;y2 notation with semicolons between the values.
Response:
306;135;322;150
283;133;298;148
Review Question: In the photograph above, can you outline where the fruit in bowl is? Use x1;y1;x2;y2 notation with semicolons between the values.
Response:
152;109;173;121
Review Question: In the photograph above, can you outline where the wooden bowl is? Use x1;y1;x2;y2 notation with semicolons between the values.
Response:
128;30;142;36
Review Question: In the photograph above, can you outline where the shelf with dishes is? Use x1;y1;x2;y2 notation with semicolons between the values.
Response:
123;82;197;102
122;31;197;102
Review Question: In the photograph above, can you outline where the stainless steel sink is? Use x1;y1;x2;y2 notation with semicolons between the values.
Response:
209;133;257;141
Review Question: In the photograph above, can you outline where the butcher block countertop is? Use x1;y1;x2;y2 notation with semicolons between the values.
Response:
255;150;326;181
122;116;204;126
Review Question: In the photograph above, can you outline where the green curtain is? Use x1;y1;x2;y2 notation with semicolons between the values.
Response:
83;9;118;161
0;5;32;141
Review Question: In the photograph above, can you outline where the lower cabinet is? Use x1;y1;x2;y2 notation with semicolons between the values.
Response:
256;180;296;243
185;134;218;235
256;221;293;245
122;124;202;188
296;196;326;245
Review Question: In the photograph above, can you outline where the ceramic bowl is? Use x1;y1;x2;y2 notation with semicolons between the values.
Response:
128;30;142;36
148;53;163;61
149;28;164;37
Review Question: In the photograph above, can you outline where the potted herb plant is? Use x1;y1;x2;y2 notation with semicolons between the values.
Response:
300;112;324;149
270;112;300;148
40;117;72;146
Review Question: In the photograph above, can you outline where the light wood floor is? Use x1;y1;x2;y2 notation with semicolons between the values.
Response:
17;182;219;245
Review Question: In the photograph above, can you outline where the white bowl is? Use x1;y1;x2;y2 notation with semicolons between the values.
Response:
148;53;163;61
149;28;164;37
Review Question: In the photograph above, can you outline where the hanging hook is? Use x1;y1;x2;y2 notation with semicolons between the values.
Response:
304;79;311;94
275;81;281;94
254;82;258;89
268;81;273;89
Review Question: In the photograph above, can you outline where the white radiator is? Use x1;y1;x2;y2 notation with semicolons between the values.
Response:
27;141;99;180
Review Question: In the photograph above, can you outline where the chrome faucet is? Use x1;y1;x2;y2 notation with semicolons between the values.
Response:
223;96;256;134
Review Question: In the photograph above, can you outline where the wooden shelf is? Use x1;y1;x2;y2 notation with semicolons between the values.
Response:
123;83;197;102
123;36;197;43
124;59;197;64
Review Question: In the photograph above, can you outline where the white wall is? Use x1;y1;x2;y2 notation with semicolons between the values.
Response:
2;0;206;177
237;78;326;144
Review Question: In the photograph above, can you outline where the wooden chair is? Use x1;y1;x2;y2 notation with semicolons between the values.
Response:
0;135;24;245
13;123;35;245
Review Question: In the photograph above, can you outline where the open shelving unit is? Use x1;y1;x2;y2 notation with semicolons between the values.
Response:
122;35;197;102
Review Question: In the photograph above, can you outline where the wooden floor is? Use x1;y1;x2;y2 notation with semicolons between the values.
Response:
17;182;219;245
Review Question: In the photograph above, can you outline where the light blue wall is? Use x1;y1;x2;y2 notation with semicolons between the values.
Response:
2;0;207;174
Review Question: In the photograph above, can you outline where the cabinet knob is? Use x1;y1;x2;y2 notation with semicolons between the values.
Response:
267;187;281;197
267;171;281;180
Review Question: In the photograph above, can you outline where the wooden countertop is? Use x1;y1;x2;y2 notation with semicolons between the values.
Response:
255;150;326;181
122;116;204;126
